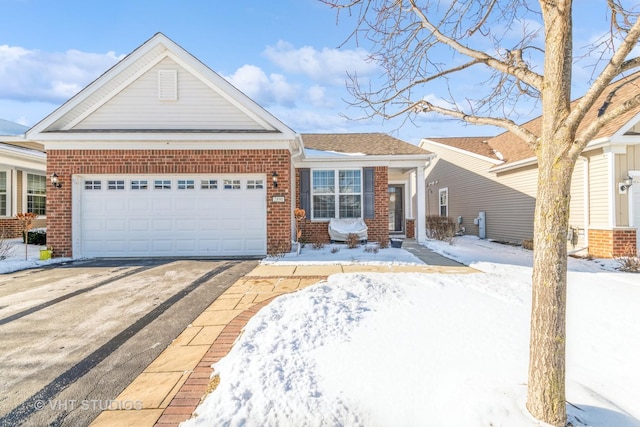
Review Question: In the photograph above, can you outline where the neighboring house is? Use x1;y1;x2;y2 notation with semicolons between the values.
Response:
0;119;47;237
25;33;433;258
420;72;640;258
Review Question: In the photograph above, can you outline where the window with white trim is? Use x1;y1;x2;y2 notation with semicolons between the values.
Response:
84;180;102;190
439;188;448;217
27;174;46;215
177;179;195;190
0;171;6;216
311;169;362;219
201;179;218;190
107;180;125;190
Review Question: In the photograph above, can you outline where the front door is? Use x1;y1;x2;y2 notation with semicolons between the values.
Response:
388;185;404;234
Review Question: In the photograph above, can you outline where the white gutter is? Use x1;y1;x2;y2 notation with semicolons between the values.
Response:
489;156;537;173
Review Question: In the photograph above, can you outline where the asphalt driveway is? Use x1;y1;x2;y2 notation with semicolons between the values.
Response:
0;258;257;427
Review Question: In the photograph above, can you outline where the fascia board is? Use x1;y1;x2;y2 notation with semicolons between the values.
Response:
295;154;433;169
421;138;503;165
41;138;294;151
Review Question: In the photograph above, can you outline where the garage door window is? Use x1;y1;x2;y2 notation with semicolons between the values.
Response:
108;180;125;190
224;179;241;190
85;180;102;190
178;180;195;190
154;180;171;190
201;179;218;190
131;180;148;190
247;179;264;189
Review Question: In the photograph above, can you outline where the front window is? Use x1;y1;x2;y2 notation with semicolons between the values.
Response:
0;172;6;216
439;188;448;217
312;169;362;219
27;174;46;215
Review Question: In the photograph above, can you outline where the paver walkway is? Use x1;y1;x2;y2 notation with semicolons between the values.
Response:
91;247;477;427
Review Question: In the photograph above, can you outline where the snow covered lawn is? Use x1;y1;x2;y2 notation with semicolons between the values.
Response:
0;238;71;274
184;236;640;427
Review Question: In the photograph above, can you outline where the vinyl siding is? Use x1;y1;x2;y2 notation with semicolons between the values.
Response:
588;150;610;228
49;44;167;131
424;144;537;243
75;57;265;131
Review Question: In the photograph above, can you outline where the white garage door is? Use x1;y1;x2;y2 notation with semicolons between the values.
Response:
75;174;267;257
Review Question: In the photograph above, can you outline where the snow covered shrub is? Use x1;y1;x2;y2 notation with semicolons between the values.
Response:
617;244;639;273
425;215;457;243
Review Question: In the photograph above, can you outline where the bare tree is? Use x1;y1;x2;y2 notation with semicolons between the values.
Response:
321;0;640;425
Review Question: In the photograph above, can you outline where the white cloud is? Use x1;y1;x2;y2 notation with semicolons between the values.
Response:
306;84;333;108
225;64;298;107
263;41;378;85
0;45;122;103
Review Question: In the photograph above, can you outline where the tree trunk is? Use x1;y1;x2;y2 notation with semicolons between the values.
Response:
527;152;573;426
527;1;573;425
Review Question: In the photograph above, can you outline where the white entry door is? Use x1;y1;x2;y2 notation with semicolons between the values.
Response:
74;174;267;257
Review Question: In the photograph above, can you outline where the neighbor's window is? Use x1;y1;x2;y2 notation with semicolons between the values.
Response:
27;173;46;215
0;171;6;216
439;188;448;217
311;169;362;219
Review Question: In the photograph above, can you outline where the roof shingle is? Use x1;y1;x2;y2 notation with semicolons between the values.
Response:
302;133;431;156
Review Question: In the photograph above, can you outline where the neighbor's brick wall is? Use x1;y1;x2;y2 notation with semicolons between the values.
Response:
295;166;389;244
588;228;637;258
1;214;47;238
47;149;292;258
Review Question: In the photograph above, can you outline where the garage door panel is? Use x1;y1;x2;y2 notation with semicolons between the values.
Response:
79;174;267;257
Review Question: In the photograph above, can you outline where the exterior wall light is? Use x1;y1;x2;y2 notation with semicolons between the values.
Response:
51;173;62;188
272;171;279;188
620;176;633;192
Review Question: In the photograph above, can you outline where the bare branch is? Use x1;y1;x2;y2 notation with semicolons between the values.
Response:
406;0;543;89
566;16;640;139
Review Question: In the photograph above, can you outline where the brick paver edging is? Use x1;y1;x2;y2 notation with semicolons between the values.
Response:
153;297;277;426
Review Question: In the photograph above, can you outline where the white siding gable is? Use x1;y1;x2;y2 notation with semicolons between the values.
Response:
73;57;268;131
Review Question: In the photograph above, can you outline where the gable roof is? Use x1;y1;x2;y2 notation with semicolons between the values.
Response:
302;133;431;156
27;33;296;142
425;71;640;166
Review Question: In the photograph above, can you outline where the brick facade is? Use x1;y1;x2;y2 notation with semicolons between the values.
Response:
588;228;637;258
46;149;292;258
295;166;389;245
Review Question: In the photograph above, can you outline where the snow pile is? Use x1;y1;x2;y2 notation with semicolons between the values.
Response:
185;236;640;427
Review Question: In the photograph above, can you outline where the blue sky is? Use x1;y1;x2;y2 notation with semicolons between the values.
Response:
0;0;631;144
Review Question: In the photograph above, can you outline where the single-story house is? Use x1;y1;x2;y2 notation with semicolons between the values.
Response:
420;72;640;258
25;33;433;258
0;119;47;237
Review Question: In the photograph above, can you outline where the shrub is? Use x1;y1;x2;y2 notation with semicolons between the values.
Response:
617;244;639;273
425;215;457;243
378;239;389;249
25;229;47;246
0;229;11;260
267;241;289;259
345;233;360;249
330;246;341;254
312;241;325;250
363;244;379;254
522;239;534;250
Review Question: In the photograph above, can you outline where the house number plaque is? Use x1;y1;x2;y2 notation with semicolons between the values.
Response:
272;196;285;203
